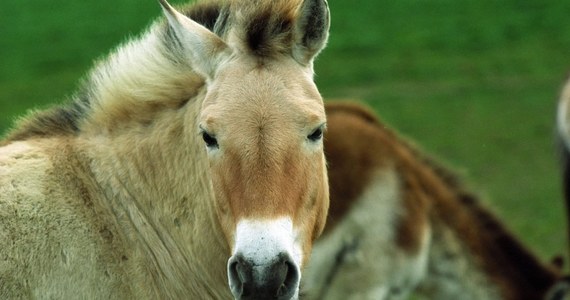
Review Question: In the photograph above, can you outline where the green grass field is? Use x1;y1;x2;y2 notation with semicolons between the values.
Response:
1;0;569;262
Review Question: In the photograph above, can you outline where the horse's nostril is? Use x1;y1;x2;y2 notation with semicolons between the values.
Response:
276;259;299;300
276;262;290;297
227;253;300;300
228;255;247;298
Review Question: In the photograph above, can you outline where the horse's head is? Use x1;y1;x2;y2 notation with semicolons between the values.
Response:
160;0;330;298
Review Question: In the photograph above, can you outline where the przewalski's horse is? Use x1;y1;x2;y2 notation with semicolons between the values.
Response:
0;0;330;298
303;102;569;300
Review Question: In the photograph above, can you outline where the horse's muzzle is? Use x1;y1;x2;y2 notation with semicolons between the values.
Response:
228;252;299;300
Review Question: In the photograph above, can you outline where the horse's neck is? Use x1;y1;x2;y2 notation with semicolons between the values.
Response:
66;21;233;297
78;98;231;298
416;161;560;300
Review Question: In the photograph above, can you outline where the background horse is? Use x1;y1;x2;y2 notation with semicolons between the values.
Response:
303;102;570;299
0;0;330;299
557;76;570;300
558;74;570;261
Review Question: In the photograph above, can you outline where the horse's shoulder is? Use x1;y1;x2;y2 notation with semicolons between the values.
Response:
0;140;53;190
0;140;120;297
0;139;89;234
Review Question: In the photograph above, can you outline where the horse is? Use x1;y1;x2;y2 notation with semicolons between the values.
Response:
0;0;330;298
302;102;570;299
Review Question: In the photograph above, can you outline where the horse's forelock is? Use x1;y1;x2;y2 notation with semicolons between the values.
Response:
178;0;303;58
228;0;301;58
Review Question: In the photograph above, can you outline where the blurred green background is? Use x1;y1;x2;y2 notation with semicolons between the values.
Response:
1;0;569;263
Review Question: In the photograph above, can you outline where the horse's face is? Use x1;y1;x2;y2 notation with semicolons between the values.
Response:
200;56;329;299
160;0;329;298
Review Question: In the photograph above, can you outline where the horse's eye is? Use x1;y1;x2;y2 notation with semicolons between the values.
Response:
202;131;219;148
307;127;323;142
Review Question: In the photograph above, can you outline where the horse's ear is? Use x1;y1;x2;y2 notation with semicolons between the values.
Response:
293;0;330;65
159;0;230;79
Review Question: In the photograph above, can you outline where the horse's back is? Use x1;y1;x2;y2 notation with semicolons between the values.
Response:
0;140;127;299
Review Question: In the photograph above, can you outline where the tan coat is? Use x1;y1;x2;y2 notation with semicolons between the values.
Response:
0;0;331;299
